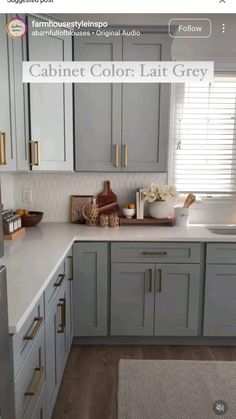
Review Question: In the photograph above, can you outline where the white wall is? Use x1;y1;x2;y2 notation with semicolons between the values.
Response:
14;172;167;222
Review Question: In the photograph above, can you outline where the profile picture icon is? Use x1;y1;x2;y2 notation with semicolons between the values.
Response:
6;17;27;39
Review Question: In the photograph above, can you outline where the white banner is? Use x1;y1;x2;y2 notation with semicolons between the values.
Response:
23;61;214;83
1;0;233;14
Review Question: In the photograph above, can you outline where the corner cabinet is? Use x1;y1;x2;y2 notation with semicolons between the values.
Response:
74;31;172;172
73;242;108;336
0;15;17;172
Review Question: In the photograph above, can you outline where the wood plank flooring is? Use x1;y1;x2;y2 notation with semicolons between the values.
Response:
52;345;236;419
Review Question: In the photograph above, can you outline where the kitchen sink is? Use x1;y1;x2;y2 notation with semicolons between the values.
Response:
207;228;236;235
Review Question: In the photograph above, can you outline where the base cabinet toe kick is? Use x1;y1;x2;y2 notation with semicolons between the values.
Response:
9;241;236;418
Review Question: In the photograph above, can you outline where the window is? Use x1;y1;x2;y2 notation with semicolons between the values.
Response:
172;75;236;194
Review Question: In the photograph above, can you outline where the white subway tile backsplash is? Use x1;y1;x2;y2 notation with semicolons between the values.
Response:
14;173;167;222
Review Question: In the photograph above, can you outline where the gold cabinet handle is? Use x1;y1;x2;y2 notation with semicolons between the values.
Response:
29;140;40;166
124;144;128;167
57;298;66;333
54;273;65;287
23;317;43;341
25;367;44;396
149;268;152;293
158;269;162;292
0;132;7;165
114;144;119;167
142;251;167;256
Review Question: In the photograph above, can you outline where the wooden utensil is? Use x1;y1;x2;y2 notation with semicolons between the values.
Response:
97;181;119;214
183;193;196;208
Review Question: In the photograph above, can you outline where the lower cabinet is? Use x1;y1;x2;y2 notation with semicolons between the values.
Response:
45;280;67;419
204;265;236;336
73;242;108;336
111;263;201;336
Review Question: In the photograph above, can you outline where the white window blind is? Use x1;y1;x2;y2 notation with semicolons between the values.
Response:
173;75;236;193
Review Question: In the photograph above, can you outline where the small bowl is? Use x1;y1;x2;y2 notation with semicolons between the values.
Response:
122;208;136;219
21;211;44;227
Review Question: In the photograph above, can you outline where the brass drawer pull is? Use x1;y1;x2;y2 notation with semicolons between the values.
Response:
29;140;40;166
57;298;66;333
149;269;152;293
25;367;44;396
142;251;167;256
124;144;128;167
0;132;7;165
158;269;162;292
54;273;65;287
115;144;119;167
23;317;43;341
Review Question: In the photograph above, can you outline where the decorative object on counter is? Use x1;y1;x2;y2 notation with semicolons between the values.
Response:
122;203;136;219
109;213;120;228
20;211;44;227
144;183;177;219
97;180;119;215
82;199;99;226
70;195;93;224
136;189;145;219
119;217;174;226
183;193;196;208
2;209;25;240
100;214;109;228
174;207;190;227
174;193;196;227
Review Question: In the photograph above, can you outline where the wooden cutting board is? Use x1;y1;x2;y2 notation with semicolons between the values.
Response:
97;180;119;214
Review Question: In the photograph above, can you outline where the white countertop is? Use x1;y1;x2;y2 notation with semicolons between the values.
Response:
2;222;236;334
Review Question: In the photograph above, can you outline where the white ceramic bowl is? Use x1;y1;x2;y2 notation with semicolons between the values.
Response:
122;208;136;218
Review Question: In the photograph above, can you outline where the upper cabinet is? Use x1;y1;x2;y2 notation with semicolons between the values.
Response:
27;15;73;171
122;35;171;172
74;36;122;171
0;15;17;172
74;31;172;172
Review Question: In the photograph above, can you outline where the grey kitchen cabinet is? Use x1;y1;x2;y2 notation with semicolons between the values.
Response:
121;34;171;172
111;263;155;336
154;264;201;336
27;15;73;171
73;242;108;336
74;31;171;172
30;385;46;419
204;265;236;337
65;251;73;352
74;36;122;171
111;263;201;336
0;15;17;172
45;278;68;419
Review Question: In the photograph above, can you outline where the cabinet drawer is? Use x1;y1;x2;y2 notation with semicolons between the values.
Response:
207;243;236;264
15;326;45;419
111;242;201;263
13;295;44;378
44;260;65;318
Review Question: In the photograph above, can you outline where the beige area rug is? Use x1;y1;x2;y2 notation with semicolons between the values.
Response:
118;360;236;419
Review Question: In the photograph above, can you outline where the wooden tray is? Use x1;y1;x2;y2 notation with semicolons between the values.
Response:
4;227;26;241
119;217;174;226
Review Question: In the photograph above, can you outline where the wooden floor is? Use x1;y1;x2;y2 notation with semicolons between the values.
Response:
52;345;236;419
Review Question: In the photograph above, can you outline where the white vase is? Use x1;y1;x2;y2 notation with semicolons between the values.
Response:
149;201;171;219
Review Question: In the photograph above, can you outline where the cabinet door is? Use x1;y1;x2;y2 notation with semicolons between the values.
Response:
204;265;236;337
27;15;73;171
111;263;155;336
0;15;17;172
74;36;122;171
65;252;73;352
73;242;108;336
122;34;171;172
45;283;67;419
154;264;200;336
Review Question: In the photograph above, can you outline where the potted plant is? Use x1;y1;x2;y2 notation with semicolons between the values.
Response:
144;183;177;219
